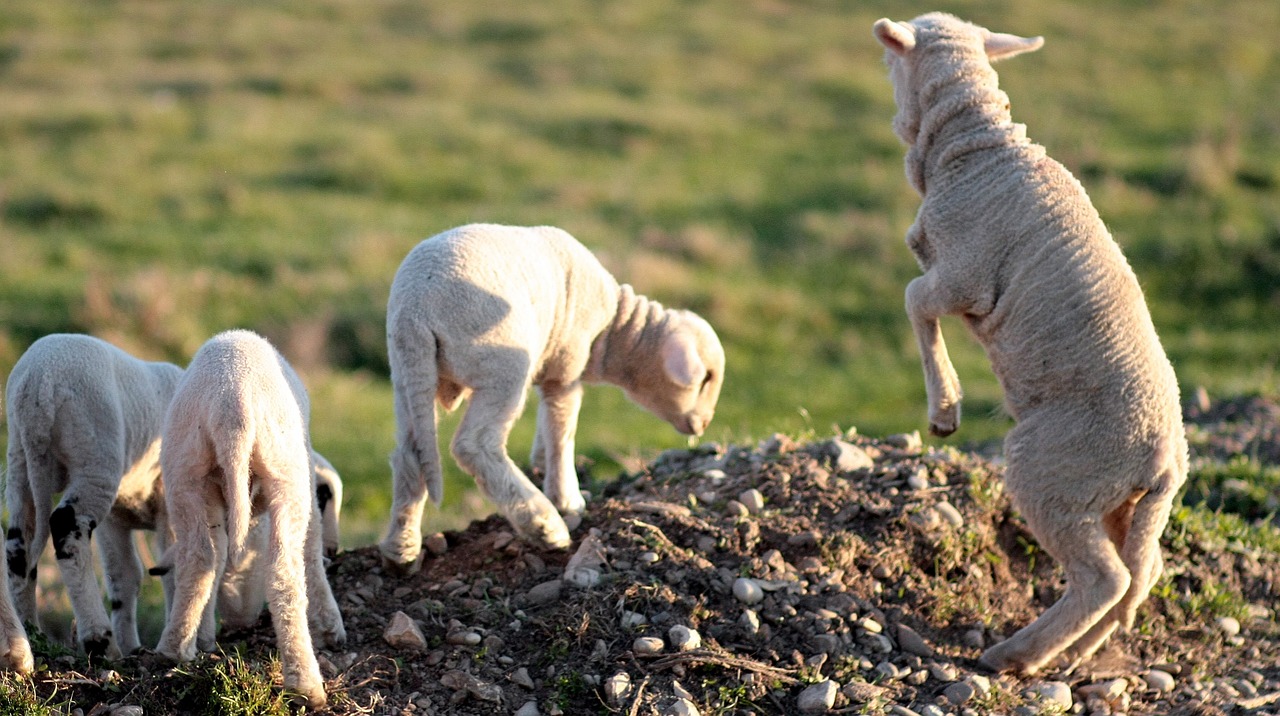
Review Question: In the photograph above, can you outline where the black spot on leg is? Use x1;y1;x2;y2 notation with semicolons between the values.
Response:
50;504;82;560
6;529;26;580
27;568;36;581
148;566;170;577
110;599;123;612
316;484;333;513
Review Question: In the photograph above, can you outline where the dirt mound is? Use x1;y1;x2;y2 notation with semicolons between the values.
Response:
22;396;1280;715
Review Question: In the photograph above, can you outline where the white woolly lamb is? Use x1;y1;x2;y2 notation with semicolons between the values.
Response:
380;223;725;570
156;330;344;709
874;13;1187;674
5;333;182;658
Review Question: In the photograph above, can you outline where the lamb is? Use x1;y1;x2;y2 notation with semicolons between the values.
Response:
156;330;345;709
4;333;183;658
379;223;725;571
873;13;1187;675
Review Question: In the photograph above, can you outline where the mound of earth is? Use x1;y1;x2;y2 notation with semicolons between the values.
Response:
23;394;1280;715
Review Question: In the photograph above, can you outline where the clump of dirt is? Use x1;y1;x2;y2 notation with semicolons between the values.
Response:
22;394;1280;715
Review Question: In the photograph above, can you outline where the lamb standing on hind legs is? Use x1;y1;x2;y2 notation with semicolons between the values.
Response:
874;13;1187;675
156;330;345;709
379;223;725;572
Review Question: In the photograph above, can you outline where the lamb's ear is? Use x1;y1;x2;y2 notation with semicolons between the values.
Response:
873;18;916;56
984;31;1044;61
661;336;705;388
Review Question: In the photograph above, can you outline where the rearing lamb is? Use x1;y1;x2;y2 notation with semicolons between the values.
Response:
5;333;183;658
380;223;725;570
156;330;345;709
874;13;1187;675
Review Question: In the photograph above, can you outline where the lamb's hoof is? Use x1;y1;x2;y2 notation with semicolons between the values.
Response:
377;540;423;576
284;684;327;711
81;634;117;660
3;640;34;675
319;624;347;650
979;642;1036;676
509;500;572;551
929;422;957;438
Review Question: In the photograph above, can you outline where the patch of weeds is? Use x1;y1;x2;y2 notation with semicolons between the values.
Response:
818;532;865;573
0;673;66;715
550;670;589;712
1182;456;1280;520
25;626;76;664
1167;504;1280;554
701;678;762;715
965;464;1006;514
971;681;1027;714
169;649;291;716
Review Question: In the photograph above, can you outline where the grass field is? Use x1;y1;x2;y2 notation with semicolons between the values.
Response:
1;0;1278;542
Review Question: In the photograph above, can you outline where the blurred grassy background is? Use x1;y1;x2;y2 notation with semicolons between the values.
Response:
1;0;1278;546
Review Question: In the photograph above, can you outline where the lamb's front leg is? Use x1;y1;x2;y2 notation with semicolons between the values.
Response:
534;382;586;515
905;271;964;436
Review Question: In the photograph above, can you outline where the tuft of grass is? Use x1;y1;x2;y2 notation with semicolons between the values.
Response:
168;649;292;716
0;674;65;716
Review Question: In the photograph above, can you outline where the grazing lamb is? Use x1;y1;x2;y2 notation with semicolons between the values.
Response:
156;330;344;709
873;13;1188;674
380;223;725;570
5;333;183;658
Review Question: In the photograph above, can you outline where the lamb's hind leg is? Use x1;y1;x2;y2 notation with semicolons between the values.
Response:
380;331;447;573
1065;482;1176;664
980;496;1129;675
98;519;144;654
52;479;121;658
265;473;327;710
452;379;571;550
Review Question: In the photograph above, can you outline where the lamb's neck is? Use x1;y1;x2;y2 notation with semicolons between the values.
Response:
584;285;668;386
906;70;1028;194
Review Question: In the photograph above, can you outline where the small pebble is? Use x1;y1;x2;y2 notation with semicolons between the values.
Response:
668;625;702;651
797;679;839;713
943;681;976;706
425;533;448;556
1027;680;1072;709
738;488;766;513
604;672;631;706
1140;668;1175;694
906;467;930;491
525;579;564;606
633;637;665;655
1216;616;1241;638
740;609;761;634
725;500;749;517
667;698;700;716
933;501;964;528
510;667;535;689
514;701;540;716
733;578;764;605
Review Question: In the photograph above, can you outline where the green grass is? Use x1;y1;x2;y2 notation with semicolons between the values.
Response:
1;0;1278;542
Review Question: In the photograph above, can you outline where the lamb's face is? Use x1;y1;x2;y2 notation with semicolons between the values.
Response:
626;313;725;437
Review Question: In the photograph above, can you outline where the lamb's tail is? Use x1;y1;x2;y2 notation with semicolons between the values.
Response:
389;325;443;506
216;419;256;563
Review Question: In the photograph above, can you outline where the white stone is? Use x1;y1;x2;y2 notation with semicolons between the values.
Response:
669;625;702;651
621;611;648;629
1027;680;1072;709
906;467;930;491
604;672;632;706
797;680;839;713
564;529;608;588
1216;615;1242;637
633;637;665;655
666;699;700;716
738;488;766;513
733;578;765;605
739;609;761;634
933;501;964;528
515;701;540;716
832;440;875;473
510;667;536;690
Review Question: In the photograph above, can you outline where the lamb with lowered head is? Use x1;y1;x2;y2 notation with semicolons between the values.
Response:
874;13;1187;675
5;333;183;658
156;330;344;709
380;223;725;571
